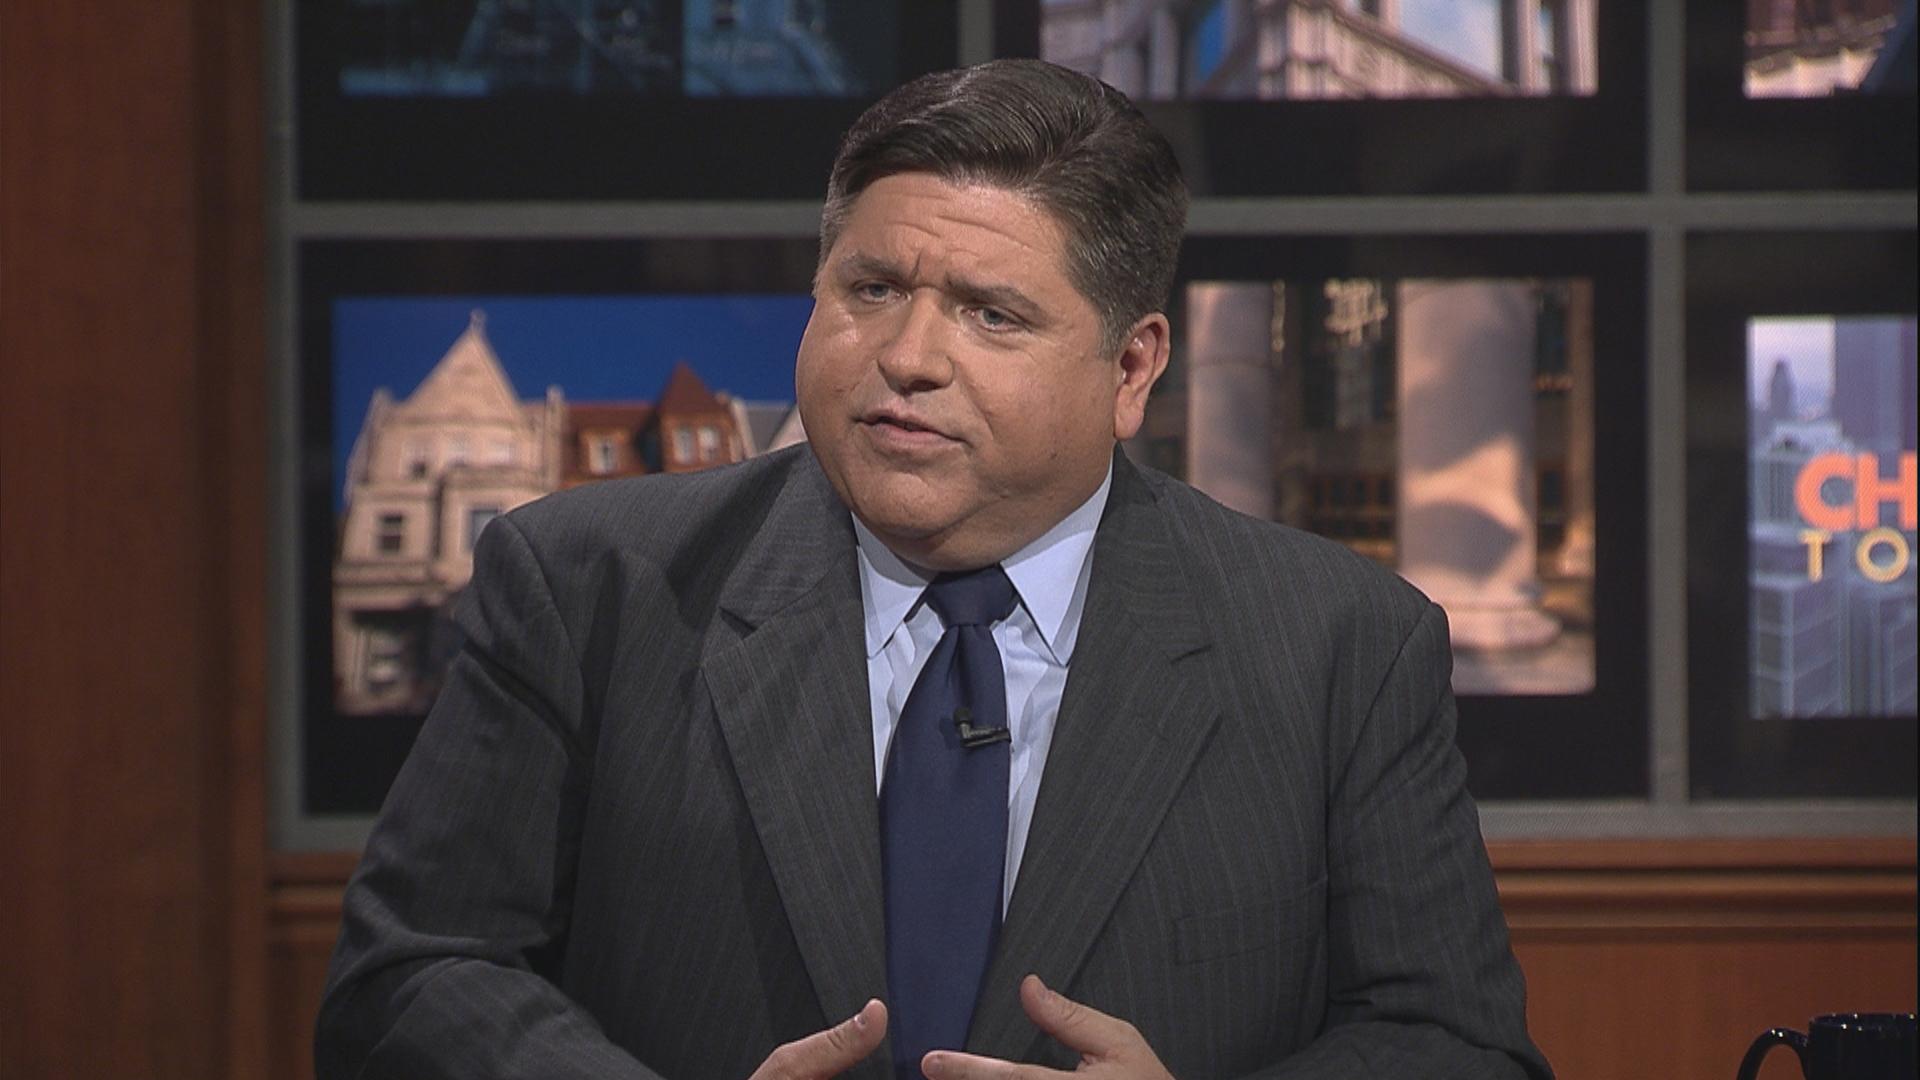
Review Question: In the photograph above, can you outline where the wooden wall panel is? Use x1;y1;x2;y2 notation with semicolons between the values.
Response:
268;842;1914;1080
272;855;360;1080
1494;839;1918;1079
0;3;266;1078
1515;936;1914;1080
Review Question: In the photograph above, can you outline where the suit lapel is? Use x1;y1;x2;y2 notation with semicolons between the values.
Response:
969;456;1222;1058
700;455;890;1079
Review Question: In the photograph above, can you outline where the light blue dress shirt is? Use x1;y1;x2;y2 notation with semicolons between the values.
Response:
853;465;1112;913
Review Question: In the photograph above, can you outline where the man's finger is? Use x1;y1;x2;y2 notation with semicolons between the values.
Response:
754;999;888;1080
921;1049;1065;1080
1017;975;1140;1056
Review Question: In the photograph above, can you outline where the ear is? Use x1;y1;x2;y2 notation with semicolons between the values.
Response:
1111;313;1171;442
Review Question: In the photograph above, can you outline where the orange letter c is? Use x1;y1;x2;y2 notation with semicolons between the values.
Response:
1795;453;1855;530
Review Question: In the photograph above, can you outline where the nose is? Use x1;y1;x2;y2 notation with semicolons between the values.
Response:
874;290;953;393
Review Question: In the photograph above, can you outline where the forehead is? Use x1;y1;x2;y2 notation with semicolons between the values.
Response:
833;173;1074;281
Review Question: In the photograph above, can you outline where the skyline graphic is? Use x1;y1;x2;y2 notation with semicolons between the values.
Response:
1749;316;1840;414
1746;314;1919;720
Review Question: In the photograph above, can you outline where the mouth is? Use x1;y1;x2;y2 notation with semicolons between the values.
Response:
857;408;959;450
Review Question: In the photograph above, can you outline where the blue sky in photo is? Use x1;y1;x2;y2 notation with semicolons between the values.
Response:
1748;316;1837;411
332;294;813;501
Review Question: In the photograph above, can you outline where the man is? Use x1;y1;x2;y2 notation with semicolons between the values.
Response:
317;59;1550;1080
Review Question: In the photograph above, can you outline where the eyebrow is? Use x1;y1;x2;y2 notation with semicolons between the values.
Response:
832;251;1050;326
947;275;1048;326
832;252;911;286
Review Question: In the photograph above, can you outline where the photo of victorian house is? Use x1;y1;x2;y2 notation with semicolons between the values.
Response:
331;309;799;715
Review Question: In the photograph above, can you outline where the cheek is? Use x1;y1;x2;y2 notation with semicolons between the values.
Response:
971;383;1076;467
793;334;834;405
796;315;860;392
1043;369;1121;439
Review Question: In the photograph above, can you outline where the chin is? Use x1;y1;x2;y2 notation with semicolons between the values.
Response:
851;500;949;543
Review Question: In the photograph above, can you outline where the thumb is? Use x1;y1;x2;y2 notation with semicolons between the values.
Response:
1018;975;1133;1056
754;1000;888;1080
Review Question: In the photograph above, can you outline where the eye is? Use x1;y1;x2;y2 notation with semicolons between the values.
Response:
970;305;1020;332
852;281;897;304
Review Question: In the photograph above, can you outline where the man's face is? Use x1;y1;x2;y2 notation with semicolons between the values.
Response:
796;172;1166;570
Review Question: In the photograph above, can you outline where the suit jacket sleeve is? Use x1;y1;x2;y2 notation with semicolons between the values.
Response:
314;514;664;1080
1259;602;1550;1080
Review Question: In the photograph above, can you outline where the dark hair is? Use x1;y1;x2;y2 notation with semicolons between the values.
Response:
820;59;1189;353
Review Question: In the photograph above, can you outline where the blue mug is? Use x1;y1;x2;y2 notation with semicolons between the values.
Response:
1736;1013;1916;1080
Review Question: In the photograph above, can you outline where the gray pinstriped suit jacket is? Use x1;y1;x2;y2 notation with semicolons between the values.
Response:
317;445;1550;1080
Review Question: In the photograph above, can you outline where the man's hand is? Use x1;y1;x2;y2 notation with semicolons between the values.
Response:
749;1000;888;1080
920;976;1174;1080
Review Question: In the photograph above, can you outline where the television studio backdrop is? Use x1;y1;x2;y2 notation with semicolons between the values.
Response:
264;9;1916;1076
2;3;1912;1079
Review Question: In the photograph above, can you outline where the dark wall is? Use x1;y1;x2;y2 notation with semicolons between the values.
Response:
0;4;267;1077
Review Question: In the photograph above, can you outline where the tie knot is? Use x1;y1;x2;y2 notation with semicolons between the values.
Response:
923;565;1017;628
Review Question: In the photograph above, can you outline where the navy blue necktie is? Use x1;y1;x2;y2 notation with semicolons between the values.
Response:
880;565;1017;1077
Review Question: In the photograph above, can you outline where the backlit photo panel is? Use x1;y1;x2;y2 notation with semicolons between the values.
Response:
1149;277;1596;697
1747;315;1919;720
1041;0;1599;100
334;0;899;98
296;2;957;198
1744;0;1914;98
1685;230;1915;799
327;295;810;723
1687;4;1916;190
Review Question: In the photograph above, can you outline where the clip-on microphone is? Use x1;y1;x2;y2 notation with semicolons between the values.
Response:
953;707;1011;749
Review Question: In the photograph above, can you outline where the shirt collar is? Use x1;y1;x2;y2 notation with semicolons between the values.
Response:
853;517;933;659
852;461;1113;662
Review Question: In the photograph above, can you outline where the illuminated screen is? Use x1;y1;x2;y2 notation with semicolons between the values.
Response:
1042;0;1599;99
333;0;899;98
1744;0;1915;97
1746;315;1918;718
327;295;810;723
1161;277;1596;696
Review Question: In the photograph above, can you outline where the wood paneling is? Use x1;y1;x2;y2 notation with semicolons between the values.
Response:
271;855;360;1080
0;3;266;1078
268;842;1915;1080
1515;937;1913;1080
1491;840;1917;1079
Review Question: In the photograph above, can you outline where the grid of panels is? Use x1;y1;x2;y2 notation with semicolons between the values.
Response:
268;3;1917;850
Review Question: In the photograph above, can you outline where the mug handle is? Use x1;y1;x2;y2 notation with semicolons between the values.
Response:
1737;1028;1808;1080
